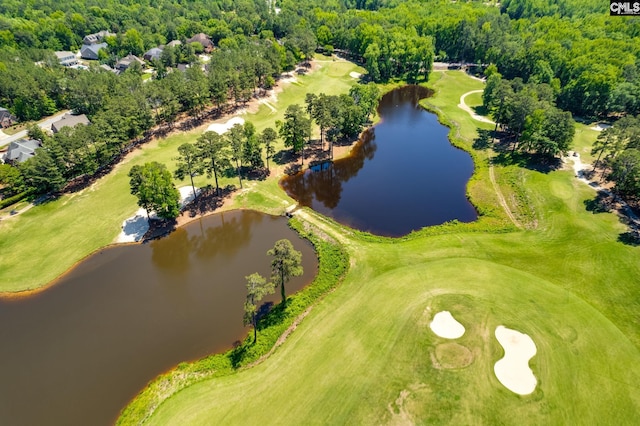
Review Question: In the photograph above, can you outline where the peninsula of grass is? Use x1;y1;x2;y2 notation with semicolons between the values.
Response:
116;68;640;423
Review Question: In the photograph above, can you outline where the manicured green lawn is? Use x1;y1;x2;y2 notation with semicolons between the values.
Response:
3;58;639;424
0;56;364;293
147;165;640;424
123;70;640;424
573;122;601;163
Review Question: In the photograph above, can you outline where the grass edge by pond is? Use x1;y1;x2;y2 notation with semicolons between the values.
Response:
116;218;349;424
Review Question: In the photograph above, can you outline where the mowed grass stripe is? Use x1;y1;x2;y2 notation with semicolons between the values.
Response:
148;258;640;425
0;56;364;293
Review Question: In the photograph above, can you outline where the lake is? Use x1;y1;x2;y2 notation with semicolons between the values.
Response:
280;85;478;236
0;210;317;426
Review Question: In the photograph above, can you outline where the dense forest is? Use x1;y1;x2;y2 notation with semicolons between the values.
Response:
0;0;639;201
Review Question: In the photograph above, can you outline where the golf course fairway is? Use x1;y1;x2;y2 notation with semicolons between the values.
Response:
147;256;640;424
115;67;640;425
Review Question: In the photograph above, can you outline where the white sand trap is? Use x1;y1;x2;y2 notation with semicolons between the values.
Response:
349;71;362;79
494;326;537;395
206;116;245;134
430;311;465;339
178;185;200;207
590;123;611;132
116;208;150;243
116;186;200;243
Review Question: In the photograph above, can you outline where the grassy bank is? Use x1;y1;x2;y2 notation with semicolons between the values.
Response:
117;220;349;424
128;70;640;424
0;55;364;293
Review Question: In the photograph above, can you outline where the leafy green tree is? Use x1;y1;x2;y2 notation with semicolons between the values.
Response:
609;149;640;197
0;164;26;196
128;162;181;219
268;239;303;304
196;131;229;196
26;125;47;142
243;273;275;344
259;127;278;170
174;143;202;201
19;149;66;194
227;124;245;188
277;104;311;164
242;122;264;169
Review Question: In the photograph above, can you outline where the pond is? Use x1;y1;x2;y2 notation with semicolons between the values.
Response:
280;85;477;237
0;210;317;426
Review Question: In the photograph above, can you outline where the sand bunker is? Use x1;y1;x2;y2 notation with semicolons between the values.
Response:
206;116;245;135
430;311;465;339
349;71;362;79
494;325;537;395
590;123;611;132
178;186;200;206
116;208;150;243
115;186;199;243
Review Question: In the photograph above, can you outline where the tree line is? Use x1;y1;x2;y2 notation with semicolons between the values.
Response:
123;82;380;222
591;116;640;199
482;70;575;157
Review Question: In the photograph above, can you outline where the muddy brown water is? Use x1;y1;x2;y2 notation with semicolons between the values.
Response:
0;210;317;426
281;85;478;236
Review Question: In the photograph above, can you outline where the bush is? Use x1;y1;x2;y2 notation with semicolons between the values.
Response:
0;191;30;210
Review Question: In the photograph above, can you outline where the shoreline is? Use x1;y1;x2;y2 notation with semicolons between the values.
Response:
0;57;361;297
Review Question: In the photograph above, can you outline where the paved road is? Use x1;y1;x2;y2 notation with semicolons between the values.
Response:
0;110;70;148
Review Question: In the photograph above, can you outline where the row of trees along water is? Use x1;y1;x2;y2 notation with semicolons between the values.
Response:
124;83;380;221
1;0;639;201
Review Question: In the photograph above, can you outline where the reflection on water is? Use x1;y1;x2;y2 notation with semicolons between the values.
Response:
281;85;477;236
0;211;317;426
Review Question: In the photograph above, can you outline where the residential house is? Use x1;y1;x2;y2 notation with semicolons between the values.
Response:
83;30;114;45
81;43;107;60
115;54;145;73
2;139;41;164
143;47;163;62
100;64;117;73
167;40;182;48
51;113;91;134
0;108;16;129
55;51;78;67
186;33;214;53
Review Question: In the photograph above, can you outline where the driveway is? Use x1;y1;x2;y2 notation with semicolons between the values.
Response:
0;110;70;148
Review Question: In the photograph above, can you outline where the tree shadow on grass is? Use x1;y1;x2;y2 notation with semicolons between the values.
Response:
472;129;493;150
228;300;288;368
583;191;614;214
492;151;562;174
273;148;298;165
618;231;640;246
473;104;489;116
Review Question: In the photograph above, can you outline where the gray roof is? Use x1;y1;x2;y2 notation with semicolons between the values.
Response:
115;54;145;70
3;139;40;163
100;64;117;73
143;47;163;61
51;113;91;133
54;51;76;60
81;43;107;59
83;30;114;45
